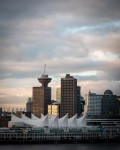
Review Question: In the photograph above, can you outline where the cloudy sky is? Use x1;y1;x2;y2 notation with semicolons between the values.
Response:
0;0;120;109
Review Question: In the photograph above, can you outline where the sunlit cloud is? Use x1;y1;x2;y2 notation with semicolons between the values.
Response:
0;0;120;108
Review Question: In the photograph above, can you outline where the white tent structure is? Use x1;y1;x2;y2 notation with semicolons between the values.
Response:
8;114;24;127
8;113;87;128
21;114;35;126
11;114;23;122
36;114;49;127
49;115;59;128
41;113;44;118
59;114;68;127
21;114;31;120
77;114;86;127
31;114;40;120
68;114;77;128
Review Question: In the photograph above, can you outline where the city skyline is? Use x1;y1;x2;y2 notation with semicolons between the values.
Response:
0;0;120;108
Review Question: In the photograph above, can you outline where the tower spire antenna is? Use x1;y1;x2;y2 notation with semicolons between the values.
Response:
44;64;46;74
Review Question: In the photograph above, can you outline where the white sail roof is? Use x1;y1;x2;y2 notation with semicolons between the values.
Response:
31;114;40;120
11;114;23;122
21;114;31;120
77;114;86;127
9;113;87;128
41;113;44;118
68;114;77;128
36;114;49;127
59;114;68;127
21;114;36;126
49;115;59;128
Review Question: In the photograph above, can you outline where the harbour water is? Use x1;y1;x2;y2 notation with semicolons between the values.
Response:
0;144;120;150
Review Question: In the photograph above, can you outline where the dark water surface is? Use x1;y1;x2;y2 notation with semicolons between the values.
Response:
0;144;120;150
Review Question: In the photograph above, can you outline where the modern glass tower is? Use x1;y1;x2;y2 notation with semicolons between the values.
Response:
32;73;52;118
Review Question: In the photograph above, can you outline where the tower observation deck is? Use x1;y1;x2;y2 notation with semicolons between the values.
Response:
38;64;52;87
38;74;52;87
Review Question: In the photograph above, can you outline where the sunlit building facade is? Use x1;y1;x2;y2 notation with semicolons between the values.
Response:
48;101;60;117
32;74;52;118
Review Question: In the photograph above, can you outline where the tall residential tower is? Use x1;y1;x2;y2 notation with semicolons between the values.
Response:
60;74;77;118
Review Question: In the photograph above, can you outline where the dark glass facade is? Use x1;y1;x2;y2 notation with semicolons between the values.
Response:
77;86;81;116
101;92;119;117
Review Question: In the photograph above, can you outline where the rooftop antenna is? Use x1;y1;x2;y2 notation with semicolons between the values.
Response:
44;64;46;74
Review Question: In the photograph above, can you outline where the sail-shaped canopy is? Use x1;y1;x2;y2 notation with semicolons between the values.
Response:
9;113;87;128
77;114;86;127
49;115;59;128
59;114;68;127
35;114;49;127
21;114;31;120
31;114;40;120
68;114;77;128
11;114;23;122
41;113;44;118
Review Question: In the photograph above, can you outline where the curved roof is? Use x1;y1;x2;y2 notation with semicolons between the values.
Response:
104;90;113;95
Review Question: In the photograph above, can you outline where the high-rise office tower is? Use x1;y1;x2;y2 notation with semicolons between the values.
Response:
32;72;52;118
60;74;77;118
